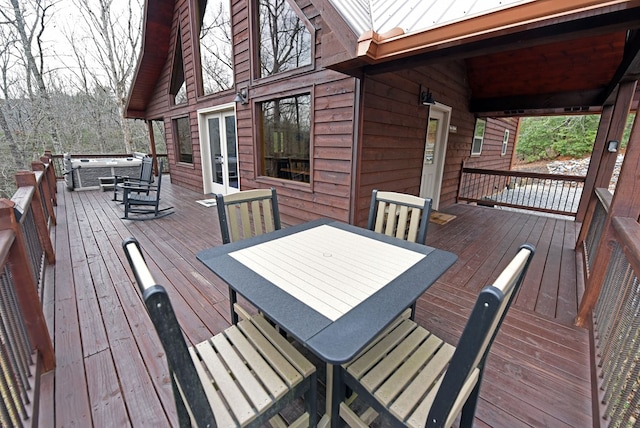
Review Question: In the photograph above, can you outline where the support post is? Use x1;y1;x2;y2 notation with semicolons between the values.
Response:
147;120;159;176
31;161;57;226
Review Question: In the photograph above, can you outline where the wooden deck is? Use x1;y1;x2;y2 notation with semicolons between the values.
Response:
38;178;592;427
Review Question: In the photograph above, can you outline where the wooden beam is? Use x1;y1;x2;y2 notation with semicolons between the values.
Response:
575;105;614;224
469;89;603;114
600;29;640;104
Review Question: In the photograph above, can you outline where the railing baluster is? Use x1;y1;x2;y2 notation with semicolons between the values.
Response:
592;217;640;427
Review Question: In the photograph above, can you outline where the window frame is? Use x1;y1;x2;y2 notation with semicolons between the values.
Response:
193;0;235;98
173;116;194;165
251;0;316;83
471;118;486;156
501;129;510;156
169;29;188;106
254;89;313;188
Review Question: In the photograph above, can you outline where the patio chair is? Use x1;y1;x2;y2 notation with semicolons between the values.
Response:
367;189;432;245
216;188;281;324
113;155;154;201
336;244;535;428
122;237;317;428
368;189;432;319
122;160;173;220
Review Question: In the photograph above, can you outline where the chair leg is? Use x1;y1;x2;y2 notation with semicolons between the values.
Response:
305;371;318;427
230;289;238;325
330;364;346;428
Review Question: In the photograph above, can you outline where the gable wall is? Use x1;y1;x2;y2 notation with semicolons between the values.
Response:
138;0;520;226
140;0;359;222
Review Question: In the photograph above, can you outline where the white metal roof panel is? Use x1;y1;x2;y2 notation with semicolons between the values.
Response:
329;0;534;36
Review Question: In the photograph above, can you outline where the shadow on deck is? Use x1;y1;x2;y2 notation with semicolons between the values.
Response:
40;178;592;427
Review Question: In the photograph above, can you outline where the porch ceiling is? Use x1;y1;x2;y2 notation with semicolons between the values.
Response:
323;0;640;115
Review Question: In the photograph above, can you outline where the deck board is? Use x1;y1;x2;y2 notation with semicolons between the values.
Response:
40;179;592;427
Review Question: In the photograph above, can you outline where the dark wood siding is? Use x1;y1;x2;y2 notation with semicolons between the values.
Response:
355;61;475;226
136;0;493;224
465;117;519;170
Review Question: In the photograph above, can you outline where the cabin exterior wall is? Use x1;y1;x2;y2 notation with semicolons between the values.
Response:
137;0;513;225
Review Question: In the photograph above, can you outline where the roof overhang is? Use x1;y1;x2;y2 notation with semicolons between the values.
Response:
319;0;640;115
125;0;175;119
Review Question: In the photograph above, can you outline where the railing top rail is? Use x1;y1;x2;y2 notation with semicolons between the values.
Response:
611;216;640;276
594;188;613;213
461;166;587;182
10;186;35;223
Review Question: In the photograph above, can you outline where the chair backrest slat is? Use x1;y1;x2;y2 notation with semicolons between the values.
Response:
368;189;432;244
139;156;153;183
216;188;281;244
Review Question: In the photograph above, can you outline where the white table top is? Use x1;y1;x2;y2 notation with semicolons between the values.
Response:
230;224;426;321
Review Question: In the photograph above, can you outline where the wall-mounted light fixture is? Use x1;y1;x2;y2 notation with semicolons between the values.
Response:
607;140;619;153
233;88;248;105
419;85;436;106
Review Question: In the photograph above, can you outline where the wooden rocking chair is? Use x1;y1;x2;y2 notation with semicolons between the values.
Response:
122;160;173;220
113;155;154;201
122;237;317;427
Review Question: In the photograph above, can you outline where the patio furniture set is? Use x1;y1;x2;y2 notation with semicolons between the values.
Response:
122;183;535;427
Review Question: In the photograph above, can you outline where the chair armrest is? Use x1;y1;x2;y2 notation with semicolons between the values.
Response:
121;183;157;192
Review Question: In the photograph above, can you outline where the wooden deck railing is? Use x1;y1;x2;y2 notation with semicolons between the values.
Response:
458;167;586;217
0;153;57;426
591;216;640;426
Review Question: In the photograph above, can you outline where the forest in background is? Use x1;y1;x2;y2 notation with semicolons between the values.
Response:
516;114;634;162
0;0;163;198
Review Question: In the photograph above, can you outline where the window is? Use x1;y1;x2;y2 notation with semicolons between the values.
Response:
257;0;312;78
170;32;187;105
501;129;510;156
197;0;233;95
259;94;311;183
174;117;192;163
471;118;486;155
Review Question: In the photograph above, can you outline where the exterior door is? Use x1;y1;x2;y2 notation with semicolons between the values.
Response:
205;110;239;195
420;103;451;210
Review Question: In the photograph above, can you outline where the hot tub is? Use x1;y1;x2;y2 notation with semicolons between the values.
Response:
64;154;143;190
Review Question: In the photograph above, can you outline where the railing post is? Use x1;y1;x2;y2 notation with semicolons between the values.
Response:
0;199;55;371
15;171;55;264
31;160;57;226
42;151;58;206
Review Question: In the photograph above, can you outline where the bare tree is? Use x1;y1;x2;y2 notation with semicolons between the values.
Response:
71;0;142;153
1;0;62;153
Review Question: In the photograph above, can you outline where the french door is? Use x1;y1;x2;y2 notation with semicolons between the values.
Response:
203;109;239;195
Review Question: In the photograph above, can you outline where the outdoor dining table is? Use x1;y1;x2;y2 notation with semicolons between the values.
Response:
196;218;457;427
